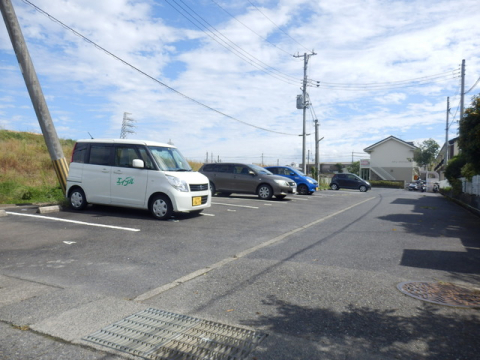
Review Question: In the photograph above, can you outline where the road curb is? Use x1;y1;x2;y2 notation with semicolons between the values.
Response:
37;205;61;214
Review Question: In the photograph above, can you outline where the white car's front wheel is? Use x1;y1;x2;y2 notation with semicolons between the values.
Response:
149;195;173;220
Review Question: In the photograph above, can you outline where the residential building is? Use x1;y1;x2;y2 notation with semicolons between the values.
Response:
361;135;418;184
434;137;460;180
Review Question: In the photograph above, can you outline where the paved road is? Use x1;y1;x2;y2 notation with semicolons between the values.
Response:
1;188;479;359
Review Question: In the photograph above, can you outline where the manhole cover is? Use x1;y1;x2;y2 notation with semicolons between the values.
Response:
83;308;267;360
397;281;480;308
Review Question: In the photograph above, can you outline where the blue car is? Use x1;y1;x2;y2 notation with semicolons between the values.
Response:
265;166;318;195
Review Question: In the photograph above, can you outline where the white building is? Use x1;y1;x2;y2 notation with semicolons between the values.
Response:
361;136;418;184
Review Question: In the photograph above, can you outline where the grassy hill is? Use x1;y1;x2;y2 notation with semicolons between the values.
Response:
0;130;76;204
0;130;204;205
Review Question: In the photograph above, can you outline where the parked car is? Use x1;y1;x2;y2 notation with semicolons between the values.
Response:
265;166;318;195
329;173;371;192
66;139;211;220
199;163;296;200
408;180;425;191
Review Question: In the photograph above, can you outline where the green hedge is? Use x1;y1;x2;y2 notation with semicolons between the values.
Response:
369;180;405;189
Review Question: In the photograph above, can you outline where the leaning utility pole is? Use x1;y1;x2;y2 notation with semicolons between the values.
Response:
0;0;69;194
294;51;316;173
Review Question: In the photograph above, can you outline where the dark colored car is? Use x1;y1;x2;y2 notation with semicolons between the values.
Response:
265;166;318;195
329;173;371;192
408;180;425;191
199;163;297;200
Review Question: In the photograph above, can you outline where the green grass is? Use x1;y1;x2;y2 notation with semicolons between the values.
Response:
0;130;73;205
0;181;65;205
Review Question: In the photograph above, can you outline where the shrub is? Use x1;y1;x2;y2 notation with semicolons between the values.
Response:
369;180;404;189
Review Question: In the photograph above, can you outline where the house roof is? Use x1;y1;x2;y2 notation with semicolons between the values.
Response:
363;135;417;153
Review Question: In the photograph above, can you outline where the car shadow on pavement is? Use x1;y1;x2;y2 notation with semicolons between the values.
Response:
242;295;480;360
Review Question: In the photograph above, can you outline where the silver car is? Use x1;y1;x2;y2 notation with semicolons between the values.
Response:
199;163;296;200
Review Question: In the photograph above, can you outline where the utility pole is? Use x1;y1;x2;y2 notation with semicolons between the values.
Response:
294;51;317;173
314;119;319;178
0;0;68;194
445;97;450;164
460;59;465;121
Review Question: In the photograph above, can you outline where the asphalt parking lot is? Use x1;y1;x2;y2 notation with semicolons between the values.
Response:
1;188;480;359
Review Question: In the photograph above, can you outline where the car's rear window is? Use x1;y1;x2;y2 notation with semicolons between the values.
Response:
71;142;88;163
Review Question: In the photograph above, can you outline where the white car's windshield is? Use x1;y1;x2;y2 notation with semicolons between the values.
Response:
148;146;192;171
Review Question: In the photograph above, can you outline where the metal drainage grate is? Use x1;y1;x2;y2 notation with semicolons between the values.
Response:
83;308;267;360
397;281;480;308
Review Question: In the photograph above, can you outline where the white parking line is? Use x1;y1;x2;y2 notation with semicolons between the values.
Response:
6;212;141;232
211;202;259;209
219;197;280;204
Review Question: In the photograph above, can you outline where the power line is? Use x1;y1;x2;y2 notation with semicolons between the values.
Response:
246;0;311;52
165;0;302;86
20;0;300;136
309;69;461;91
209;0;293;56
465;75;480;94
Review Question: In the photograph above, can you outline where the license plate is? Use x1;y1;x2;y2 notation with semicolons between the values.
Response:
192;196;202;206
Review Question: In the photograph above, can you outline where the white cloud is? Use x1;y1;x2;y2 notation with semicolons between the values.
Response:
0;0;478;165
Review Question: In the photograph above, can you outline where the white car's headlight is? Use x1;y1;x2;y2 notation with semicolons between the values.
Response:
166;175;189;192
274;179;289;186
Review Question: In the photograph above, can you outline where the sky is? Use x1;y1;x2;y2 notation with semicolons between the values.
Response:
1;0;479;166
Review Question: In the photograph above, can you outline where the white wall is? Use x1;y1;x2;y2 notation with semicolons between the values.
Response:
369;140;415;168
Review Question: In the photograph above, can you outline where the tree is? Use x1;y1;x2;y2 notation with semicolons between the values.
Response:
334;163;344;173
347;161;360;175
413;139;439;170
444;154;466;195
458;95;480;175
